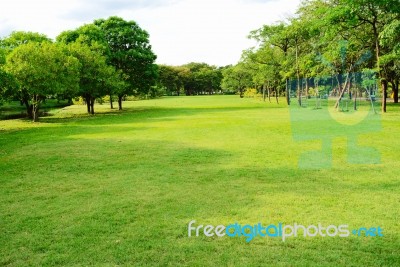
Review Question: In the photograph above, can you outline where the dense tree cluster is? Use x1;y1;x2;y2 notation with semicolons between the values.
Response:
157;63;223;96
0;16;157;121
222;0;400;112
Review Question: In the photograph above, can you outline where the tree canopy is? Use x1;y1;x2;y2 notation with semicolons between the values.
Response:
94;16;158;110
0;16;158;120
224;0;400;111
5;42;80;121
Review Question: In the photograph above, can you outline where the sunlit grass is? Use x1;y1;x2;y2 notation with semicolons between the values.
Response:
0;96;399;266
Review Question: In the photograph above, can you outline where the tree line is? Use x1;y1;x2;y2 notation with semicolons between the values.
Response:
221;0;400;112
0;15;228;122
0;16;157;121
1;1;399;122
157;63;224;96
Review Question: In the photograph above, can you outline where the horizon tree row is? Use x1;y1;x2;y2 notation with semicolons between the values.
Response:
157;63;224;96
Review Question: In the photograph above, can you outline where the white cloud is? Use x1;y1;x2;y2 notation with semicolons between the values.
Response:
0;0;301;66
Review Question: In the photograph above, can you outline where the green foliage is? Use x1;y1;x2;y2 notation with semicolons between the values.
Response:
362;69;378;89
57;24;109;56
157;65;183;96
157;63;223;96
66;42;119;114
5;42;80;121
94;16;158;107
0;69;16;102
1;31;51;51
221;64;253;97
243;0;400;109
187;63;222;95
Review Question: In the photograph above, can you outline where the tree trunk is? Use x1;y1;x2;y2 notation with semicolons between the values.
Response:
286;79;290;105
298;85;302;107
262;83;265;102
24;99;33;119
110;95;114;109
90;97;95;115
305;78;309;99
393;80;399;104
118;95;123;110
382;79;387;113
32;94;40;122
275;87;279;104
354;90;357;111
334;73;352;109
85;96;91;114
238;86;244;98
32;108;38;122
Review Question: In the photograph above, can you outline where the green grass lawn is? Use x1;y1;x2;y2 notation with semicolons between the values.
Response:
0;96;399;266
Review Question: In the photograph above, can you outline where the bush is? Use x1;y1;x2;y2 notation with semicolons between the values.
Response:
243;88;261;98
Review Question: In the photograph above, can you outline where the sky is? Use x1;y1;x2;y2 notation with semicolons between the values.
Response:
0;0;302;66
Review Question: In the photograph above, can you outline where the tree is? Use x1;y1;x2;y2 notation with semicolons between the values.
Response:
181;63;222;95
221;64;253;97
67;42;118;114
322;0;400;112
249;22;294;104
157;65;182;96
244;0;399;112
5;42;80;121
94;16;158;110
56;24;109;57
1;31;51;52
380;19;400;103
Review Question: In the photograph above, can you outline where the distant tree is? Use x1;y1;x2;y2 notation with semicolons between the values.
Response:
5;42;80;121
181;63;222;95
221;64;253;97
157;65;182;96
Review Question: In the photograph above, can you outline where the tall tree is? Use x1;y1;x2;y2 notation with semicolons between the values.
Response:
94;16;158;110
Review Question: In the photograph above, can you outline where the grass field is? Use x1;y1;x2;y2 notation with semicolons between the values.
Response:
0;95;399;266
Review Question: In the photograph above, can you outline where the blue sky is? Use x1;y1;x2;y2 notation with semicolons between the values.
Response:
0;0;301;66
